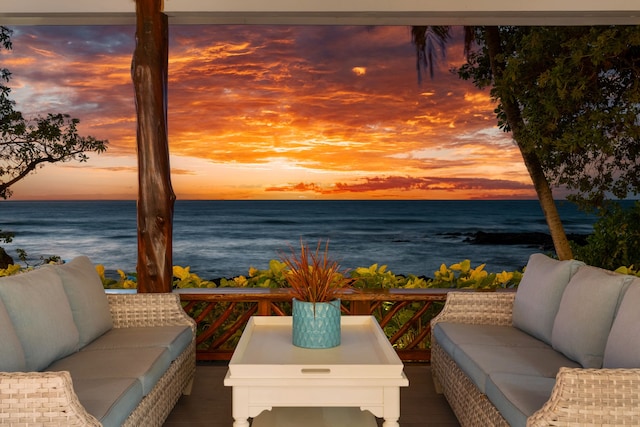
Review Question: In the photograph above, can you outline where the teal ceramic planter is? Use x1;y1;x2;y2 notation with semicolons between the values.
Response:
292;298;341;349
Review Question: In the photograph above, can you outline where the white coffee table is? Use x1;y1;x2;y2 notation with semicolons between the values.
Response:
224;315;409;427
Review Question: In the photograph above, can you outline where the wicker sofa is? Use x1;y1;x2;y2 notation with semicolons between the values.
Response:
431;253;640;427
0;256;196;426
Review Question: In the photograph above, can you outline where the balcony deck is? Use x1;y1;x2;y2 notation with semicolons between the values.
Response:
164;362;459;426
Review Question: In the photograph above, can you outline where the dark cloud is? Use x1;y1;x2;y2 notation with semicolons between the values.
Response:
266;175;532;195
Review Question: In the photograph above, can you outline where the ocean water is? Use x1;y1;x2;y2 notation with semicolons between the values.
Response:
0;200;596;279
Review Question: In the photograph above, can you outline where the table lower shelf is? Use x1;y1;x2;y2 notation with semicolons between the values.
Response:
250;407;377;427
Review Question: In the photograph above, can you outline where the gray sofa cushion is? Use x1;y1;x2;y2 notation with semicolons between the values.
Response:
603;280;640;368
0;267;80;371
81;325;193;360
433;323;550;358
453;342;579;393
434;322;579;393
50;256;113;348
46;347;172;395
512;254;584;345
72;377;143;427
551;265;631;368
486;373;556;427
0;297;26;372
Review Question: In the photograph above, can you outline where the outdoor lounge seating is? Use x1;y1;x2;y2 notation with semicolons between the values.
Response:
431;253;640;426
0;256;196;426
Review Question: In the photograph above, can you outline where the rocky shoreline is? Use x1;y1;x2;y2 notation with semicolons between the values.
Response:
463;231;589;251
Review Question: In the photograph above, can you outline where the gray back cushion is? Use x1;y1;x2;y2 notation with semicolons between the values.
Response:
512;253;584;344
50;256;113;348
0;297;27;371
551;265;632;368
603;280;640;368
0;267;80;371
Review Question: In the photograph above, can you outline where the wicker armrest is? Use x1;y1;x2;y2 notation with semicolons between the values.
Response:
431;291;516;327
107;293;196;333
528;367;640;426
0;371;101;426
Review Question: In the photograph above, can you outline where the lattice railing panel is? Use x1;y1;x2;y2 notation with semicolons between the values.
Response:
178;288;451;362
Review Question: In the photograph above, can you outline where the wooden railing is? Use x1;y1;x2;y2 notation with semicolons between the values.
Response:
176;288;452;362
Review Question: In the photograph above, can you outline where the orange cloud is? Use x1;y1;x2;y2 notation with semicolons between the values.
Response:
6;25;533;200
352;66;367;76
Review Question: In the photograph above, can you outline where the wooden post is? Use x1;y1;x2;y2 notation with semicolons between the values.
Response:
351;300;372;315
132;0;174;293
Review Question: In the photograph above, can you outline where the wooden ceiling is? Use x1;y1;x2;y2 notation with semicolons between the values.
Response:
1;0;639;26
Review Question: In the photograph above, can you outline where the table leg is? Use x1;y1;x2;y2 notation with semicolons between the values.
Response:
382;386;401;427
232;418;250;427
231;386;250;427
382;418;400;427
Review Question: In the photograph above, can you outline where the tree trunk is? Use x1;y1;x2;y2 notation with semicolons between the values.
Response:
132;0;175;292
484;27;573;260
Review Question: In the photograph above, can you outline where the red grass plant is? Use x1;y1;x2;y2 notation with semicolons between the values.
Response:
280;239;353;303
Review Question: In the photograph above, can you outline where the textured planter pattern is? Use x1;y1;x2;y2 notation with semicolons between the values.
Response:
292;299;341;348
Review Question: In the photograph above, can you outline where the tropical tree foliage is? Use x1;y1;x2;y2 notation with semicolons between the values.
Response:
413;26;574;260
573;201;640;270
0;26;108;200
459;26;640;210
412;25;640;260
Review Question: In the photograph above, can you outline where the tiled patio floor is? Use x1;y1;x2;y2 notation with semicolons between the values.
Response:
164;362;460;427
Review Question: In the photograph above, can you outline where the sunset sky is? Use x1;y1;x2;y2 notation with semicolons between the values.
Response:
2;25;535;200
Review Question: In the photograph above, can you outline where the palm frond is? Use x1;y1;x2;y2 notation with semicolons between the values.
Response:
411;26;451;82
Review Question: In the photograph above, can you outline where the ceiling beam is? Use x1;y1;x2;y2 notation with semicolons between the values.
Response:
1;0;639;26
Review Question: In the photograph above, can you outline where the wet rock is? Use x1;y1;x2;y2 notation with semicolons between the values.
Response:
0;247;14;269
466;231;588;250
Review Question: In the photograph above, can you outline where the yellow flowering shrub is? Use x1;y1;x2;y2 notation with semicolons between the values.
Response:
172;266;216;288
92;258;532;291
0;264;24;277
615;265;640;277
428;259;522;290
